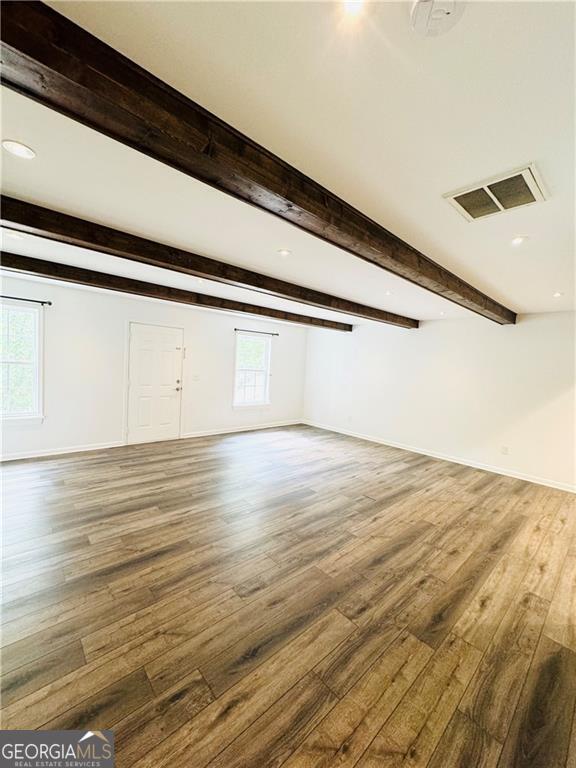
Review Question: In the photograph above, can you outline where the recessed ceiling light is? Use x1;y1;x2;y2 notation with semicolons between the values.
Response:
511;236;528;247
343;0;364;16
385;290;392;296
5;230;24;240
2;140;36;160
277;249;291;258
440;311;446;316
553;292;563;298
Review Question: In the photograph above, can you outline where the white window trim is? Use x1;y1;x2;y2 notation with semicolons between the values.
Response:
233;331;272;408
1;299;45;422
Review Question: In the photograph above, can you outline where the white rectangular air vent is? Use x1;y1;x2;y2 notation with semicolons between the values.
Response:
445;165;546;222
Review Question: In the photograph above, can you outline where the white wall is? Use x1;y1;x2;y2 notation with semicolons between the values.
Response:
304;312;576;491
4;275;574;493
1;276;308;459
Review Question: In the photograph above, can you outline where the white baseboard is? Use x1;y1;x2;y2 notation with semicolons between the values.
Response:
1;421;303;462
304;420;576;494
1;440;125;462
4;420;573;494
181;420;302;439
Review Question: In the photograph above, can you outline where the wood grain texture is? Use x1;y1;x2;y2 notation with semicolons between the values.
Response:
459;591;549;742
0;198;414;329
497;635;576;768
1;425;574;767
0;251;354;332
545;550;576;652
0;2;515;324
355;632;482;767
284;630;433;768
427;710;502;768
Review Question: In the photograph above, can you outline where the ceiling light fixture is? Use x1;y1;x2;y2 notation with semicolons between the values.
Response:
277;249;291;258
440;311;446;316
343;0;364;17
553;292;563;298
2;140;36;160
411;0;465;37
511;236;527;247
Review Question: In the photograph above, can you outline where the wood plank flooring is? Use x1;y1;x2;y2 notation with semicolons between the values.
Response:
1;425;575;767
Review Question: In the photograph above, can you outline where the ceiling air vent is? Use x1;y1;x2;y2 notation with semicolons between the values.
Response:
445;165;546;222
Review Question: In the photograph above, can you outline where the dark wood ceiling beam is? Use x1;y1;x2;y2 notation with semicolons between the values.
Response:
0;252;354;332
0;1;516;325
0;196;418;329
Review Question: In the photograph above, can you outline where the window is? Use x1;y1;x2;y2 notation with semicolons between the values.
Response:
233;332;271;407
1;301;43;419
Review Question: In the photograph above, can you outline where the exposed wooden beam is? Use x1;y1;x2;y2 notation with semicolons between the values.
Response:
0;252;354;332
0;1;516;325
0;196;418;329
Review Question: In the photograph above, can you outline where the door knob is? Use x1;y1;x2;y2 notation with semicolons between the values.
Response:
175;387;181;391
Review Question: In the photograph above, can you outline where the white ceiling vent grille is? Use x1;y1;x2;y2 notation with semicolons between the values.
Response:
445;165;546;222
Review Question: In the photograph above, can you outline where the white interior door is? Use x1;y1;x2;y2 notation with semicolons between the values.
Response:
127;323;184;445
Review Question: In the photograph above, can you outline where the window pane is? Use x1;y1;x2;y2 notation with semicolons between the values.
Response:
3;308;36;362
237;337;266;370
234;333;271;406
0;365;8;413
0;311;8;359
2;363;36;414
0;305;41;417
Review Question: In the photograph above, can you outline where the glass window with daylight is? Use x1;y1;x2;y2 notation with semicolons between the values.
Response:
1;301;43;419
233;333;271;406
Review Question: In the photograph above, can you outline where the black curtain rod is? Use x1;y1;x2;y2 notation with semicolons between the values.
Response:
0;295;52;306
234;328;279;337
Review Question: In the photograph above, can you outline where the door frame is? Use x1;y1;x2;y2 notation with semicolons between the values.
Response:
124;320;185;445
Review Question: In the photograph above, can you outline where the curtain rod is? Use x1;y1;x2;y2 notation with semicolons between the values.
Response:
235;328;279;337
0;295;52;306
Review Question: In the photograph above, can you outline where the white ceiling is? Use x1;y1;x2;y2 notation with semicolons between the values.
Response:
1;1;574;322
0;228;365;328
0;88;466;324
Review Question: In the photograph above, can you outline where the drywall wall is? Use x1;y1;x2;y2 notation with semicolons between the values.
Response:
1;276;308;459
4;274;574;492
304;312;576;491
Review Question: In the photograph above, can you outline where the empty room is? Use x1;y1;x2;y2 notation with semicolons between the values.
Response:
0;1;574;767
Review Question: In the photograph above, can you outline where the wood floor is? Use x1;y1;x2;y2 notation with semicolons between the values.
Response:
1;426;575;768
